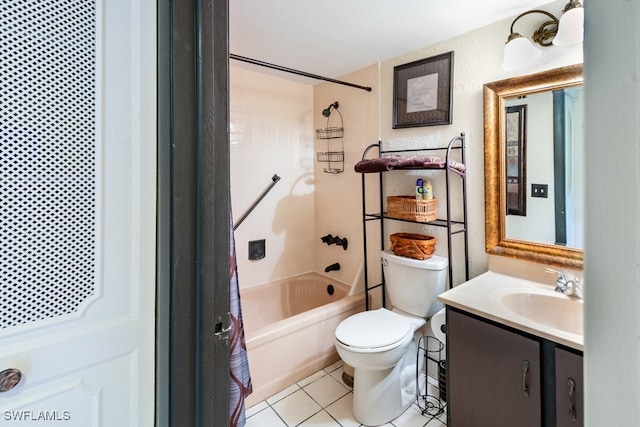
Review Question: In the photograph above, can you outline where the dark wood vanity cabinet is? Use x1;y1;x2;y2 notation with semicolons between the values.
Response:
447;308;541;427
555;348;584;427
446;308;584;427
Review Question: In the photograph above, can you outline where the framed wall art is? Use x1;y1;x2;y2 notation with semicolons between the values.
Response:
392;51;454;128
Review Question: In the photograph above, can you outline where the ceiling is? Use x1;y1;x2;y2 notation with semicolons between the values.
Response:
230;0;558;84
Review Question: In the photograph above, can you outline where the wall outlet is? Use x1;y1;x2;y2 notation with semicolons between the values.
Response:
531;184;548;198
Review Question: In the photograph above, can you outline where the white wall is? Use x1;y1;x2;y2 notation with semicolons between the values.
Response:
505;92;556;244
584;1;640;425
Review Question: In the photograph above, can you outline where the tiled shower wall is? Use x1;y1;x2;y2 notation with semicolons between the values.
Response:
230;65;315;289
312;65;382;294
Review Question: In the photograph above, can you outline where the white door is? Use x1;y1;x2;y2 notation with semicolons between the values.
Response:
0;0;156;426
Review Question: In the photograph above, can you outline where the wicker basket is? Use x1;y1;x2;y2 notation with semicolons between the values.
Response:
390;233;437;260
387;196;437;223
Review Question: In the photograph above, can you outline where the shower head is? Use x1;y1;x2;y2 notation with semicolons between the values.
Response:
322;101;339;117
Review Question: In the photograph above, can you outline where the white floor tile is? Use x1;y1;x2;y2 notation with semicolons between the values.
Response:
271;389;322;426
303;374;350;408
324;394;360;427
325;367;351;390
298;370;327;388
248;362;448;427
245;400;268;418
424;404;447;427
390;403;430;427
298;410;342;426
323;360;343;373
266;383;300;405
329;369;353;391
424;416;446;427
415;394;446;424
245;407;287;427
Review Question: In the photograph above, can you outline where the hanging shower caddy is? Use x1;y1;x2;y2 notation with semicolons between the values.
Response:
316;101;344;173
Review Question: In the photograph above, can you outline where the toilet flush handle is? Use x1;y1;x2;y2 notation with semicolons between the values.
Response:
381;257;388;266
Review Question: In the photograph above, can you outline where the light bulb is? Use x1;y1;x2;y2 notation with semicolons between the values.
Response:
553;6;584;46
503;35;543;71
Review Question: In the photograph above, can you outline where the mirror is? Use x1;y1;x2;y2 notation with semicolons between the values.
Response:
484;64;584;269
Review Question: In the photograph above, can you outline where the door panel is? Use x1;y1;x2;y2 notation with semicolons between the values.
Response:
0;0;156;425
555;348;584;427
447;309;541;427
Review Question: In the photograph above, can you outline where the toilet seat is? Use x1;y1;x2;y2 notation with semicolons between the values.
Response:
335;308;412;350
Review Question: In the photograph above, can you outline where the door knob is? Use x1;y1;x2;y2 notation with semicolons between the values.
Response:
0;368;22;392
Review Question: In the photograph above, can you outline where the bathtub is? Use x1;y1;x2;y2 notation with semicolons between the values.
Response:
241;272;365;406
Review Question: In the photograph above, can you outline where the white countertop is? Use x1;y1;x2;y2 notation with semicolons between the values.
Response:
438;271;584;351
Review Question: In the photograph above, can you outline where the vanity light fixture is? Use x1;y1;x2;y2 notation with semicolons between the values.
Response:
502;0;584;71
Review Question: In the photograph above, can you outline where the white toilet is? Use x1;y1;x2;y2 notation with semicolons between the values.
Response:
334;250;448;426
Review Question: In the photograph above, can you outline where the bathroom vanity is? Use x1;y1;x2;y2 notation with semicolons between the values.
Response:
438;272;583;427
457;64;586;426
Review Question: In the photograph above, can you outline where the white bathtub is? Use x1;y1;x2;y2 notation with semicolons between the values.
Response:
241;272;365;406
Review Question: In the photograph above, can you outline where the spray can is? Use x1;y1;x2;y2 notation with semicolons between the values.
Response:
416;178;424;199
423;180;433;200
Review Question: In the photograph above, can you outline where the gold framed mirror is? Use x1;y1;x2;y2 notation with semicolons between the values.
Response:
484;64;584;269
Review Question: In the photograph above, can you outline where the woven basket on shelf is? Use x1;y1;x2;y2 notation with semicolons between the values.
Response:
387;196;437;223
390;233;436;260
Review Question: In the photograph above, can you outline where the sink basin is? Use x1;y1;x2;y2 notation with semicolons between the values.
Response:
501;291;583;336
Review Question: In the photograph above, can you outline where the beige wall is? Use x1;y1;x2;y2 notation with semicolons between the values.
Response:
310;0;582;291
231;0;583;290
375;0;581;287
231;3;640;423
312;64;381;293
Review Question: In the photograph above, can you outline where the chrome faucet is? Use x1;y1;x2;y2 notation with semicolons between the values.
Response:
544;268;583;299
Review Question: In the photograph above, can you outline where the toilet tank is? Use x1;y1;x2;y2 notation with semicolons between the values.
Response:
381;250;448;318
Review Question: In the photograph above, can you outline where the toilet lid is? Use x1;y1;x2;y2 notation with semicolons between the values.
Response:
335;309;411;349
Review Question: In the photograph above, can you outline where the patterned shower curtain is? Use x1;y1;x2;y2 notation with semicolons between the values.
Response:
229;215;252;426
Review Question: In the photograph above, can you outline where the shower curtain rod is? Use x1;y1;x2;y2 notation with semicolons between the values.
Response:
230;54;373;92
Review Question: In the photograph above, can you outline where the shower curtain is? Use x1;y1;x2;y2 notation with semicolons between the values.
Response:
229;215;252;426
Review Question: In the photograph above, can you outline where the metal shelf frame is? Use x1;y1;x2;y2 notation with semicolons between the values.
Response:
360;133;470;310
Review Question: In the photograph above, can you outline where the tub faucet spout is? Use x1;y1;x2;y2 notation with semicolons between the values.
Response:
325;263;340;273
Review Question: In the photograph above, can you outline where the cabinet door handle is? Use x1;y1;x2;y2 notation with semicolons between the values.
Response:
522;360;530;397
568;378;577;421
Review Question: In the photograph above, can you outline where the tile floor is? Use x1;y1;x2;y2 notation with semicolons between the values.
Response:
245;360;447;427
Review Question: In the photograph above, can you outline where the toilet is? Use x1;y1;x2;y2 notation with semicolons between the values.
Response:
334;250;448;426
